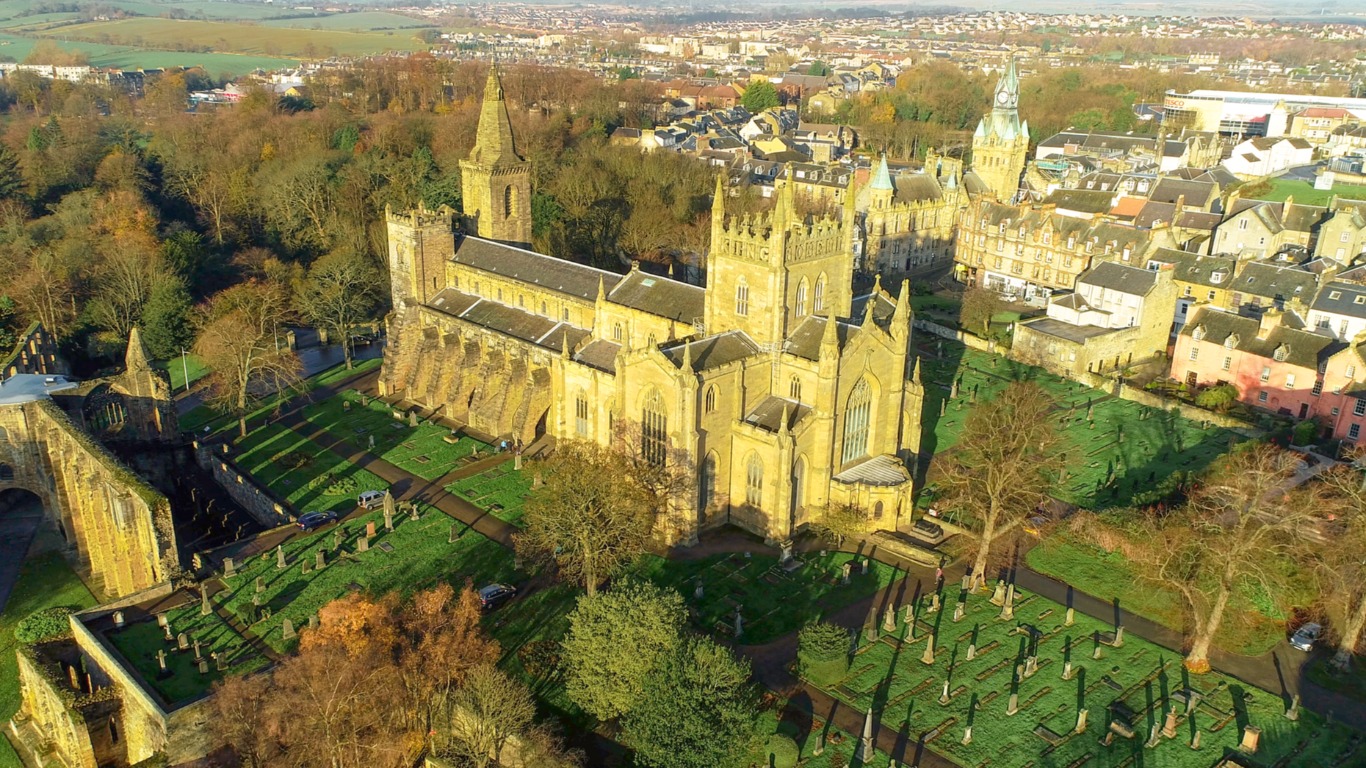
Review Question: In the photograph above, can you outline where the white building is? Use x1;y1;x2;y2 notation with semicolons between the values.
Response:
1222;136;1313;180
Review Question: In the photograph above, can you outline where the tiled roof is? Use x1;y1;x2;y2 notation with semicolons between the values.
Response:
453;236;620;301
743;396;810;433
661;331;759;371
783;316;854;361
1148;250;1236;289
1311;282;1366;319
608;270;706;324
1079;262;1161;296
1183;306;1340;369
427;288;591;352
573;340;620;373
1233;262;1318;303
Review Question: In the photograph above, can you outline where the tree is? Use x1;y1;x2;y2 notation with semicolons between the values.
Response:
959;285;1004;337
209;673;279;767
1195;384;1239;412
439;664;536;768
395;583;500;736
517;441;657;596
1305;461;1366;671
620;636;758;768
560;580;686;721
1130;444;1318;673
807;61;831;77
195;281;302;437
741;80;780;113
140;277;194;360
808;503;869;547
0;295;18;352
296;249;381;369
797;621;851;685
935;381;1062;590
0;144;23;200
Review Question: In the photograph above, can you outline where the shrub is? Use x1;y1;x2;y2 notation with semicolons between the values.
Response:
796;621;850;685
15;606;76;643
764;734;799;768
517;639;560;678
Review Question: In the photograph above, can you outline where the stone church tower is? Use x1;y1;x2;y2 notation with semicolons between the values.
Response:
971;57;1029;203
460;65;532;247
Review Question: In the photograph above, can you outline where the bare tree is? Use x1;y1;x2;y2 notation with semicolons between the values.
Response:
195;280;302;437
934;381;1062;591
296;248;381;369
1307;460;1366;671
959;285;1005;338
1131;444;1318;673
439;664;536;768
808;503;870;548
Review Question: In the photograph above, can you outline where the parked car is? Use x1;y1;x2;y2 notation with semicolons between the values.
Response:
351;333;374;346
1290;622;1322;652
477;583;517;611
358;490;386;510
297;511;338;532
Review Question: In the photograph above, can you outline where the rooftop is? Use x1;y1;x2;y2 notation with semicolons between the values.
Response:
0;373;78;406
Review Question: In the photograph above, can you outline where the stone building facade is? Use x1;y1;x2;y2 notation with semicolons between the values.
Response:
382;67;925;544
861;153;967;279
970;58;1029;203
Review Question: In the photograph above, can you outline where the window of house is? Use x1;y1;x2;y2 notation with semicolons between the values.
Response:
1208;290;1216;301
1222;356;1232;371
1350;365;1358;378
745;455;764;507
1260;366;1271;383
1313;378;1324;396
641;389;668;466
1189;347;1199;361
1286;373;1296;388
1258;391;1268;403
1352;424;1362;441
575;395;590;437
1355;398;1366;417
1184;286;1193;297
1333;406;1341;416
1239;219;1248;230
841;379;872;464
735;283;749;316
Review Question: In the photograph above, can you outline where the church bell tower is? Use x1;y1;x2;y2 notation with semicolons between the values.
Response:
460;65;533;247
971;57;1029;203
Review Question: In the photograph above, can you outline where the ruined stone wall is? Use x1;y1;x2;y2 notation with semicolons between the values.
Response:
0;398;175;598
1;323;65;378
14;648;100;768
193;441;292;528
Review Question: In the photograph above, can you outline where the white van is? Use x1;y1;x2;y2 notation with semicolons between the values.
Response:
358;490;386;510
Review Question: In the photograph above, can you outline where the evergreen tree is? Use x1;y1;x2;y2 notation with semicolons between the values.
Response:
140;277;194;360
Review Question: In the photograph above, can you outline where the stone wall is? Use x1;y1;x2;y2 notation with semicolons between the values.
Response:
14;648;99;768
193;441;293;528
0;398;175;598
1072;371;1259;433
913;318;998;353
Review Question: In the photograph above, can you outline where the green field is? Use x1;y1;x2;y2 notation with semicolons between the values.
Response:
36;17;430;59
156;353;208;392
812;583;1358;768
1251;177;1366;207
0;32;296;75
261;11;435;31
0;554;97;768
180;357;380;434
447;462;533;526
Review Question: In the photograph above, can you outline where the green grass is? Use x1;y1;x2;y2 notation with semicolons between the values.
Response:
261;11;435;31
918;339;1237;509
1249;178;1366;207
811;583;1357;768
1026;536;1287;658
299;389;490;481
36;17;430;59
0;554;97;768
232;423;387;515
745;705;890;768
181;357;381;435
447;462;532;526
156;353;208;392
0;32;297;76
630;551;901;645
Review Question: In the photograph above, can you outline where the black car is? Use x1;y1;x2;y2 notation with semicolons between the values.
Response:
477;583;517;611
297;511;338;532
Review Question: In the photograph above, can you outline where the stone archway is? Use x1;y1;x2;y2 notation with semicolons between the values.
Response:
0;487;49;612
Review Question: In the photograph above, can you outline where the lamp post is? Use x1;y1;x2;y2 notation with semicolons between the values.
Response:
180;347;191;393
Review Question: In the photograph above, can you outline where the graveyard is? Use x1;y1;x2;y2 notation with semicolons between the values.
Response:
916;339;1239;509
807;580;1358;768
446;462;534;526
631;551;901;645
231;423;391;515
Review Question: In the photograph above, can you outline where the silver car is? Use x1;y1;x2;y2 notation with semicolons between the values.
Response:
1290;622;1322;652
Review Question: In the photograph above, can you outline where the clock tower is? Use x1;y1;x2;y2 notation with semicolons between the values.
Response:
971;57;1028;203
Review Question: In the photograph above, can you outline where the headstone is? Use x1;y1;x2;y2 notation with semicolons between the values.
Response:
1062;660;1073;681
864;621;877;643
333;528;343;550
383;491;396;530
961;573;971;591
157;650;167;673
357;536;369;553
282;618;296;641
1064;607;1075;627
953;602;965;622
532;472;543;489
67;665;79;690
408;504;419;522
514;452;523;470
990;581;1006;606
902;603;913;626
256;576;265;593
315;549;326;570
214;652;226;672
1093;643;1103;660
966;642;976;661
193;639;202;662
1076;708;1088;734
961;725;973;745
883;606;896;632
201;588;211;616
308;615;319;630
177;632;189;651
1006;692;1019;716
939;680;951;705
156;612;169;628
812;730;824;756
733;610;743;639
192;553;203;571
929;593;941;613
1285;694;1300;721
1145;723;1161;749
199;659;209;675
779;540;793;563
366;521;376;538
1163;706;1178;738
276;545;286;570
841;563;851;585
343;400;351;412
301;561;310;575
113;610;125;628
1023;656;1038;678
408;411;419;427
921;633;936;665
694;579;704;599
857;708;875;763
1191;731;1202;750
368;435;376;450
1113;625;1125;647
449;524;461;543
861;559;870;575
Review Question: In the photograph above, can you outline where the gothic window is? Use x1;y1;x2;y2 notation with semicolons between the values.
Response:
796;278;809;317
503;185;515;218
790;376;802;402
745;454;764;507
814;274;827;313
735;282;749;316
613;323;623;342
0;464;12;482
642;389;668;466
541;301;547;315
575;392;590;437
842;378;872;464
699;452;718;513
704;385;717;414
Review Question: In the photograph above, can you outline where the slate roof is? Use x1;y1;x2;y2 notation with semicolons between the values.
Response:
1183;306;1341;369
453;236;619;301
573;340;620;373
783;315;855;361
608;270;706;324
1147;250;1236;288
661;331;760;371
832;454;910;487
1078;262;1162;296
1019;316;1118;343
1311;282;1366;319
1232;262;1318;303
1045;189;1115;215
426;288;591;352
743;396;810;433
892;174;943;203
1149;178;1218;208
849;292;898;325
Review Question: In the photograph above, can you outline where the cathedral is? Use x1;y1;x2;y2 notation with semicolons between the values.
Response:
381;67;925;545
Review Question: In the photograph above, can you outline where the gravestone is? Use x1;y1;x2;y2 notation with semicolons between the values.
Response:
532;472;543;489
408;411;419;427
282;618;296;641
883;606;896;632
157;650;167;673
841;563;851;585
301;561;310;575
921;633;936;665
902;603;913;626
861;559;870;575
939;680;951;705
449;524;461;543
276;545;286;570
1023;655;1038;678
857;709;875;763
368;435;376;450
779;540;793;563
1162;706;1178;738
113;610;125;629
358;536;369;553
192;553;203;571
1006;692;1019;716
953;603;966;623
308;616;318;630
199;659;209;675
990;581;1006;606
864;621;877;643
1062;660;1073;681
201;588;211;616
315;549;326;570
1285;694;1300;721
929;593;941;613
1113;625;1125;647
157;612;169;628
333;528;343;551
256;576;265;593
1191;731;1202;750
812;731;824;756
1240;725;1261;753
1065;607;1075;627
384;491;396;530
694;579;703;600
177;632;189;651
1145;723;1161;748
961;573;971;591
343;400;351;412
961;725;972;745
214;652;226;672
733;610;743;639
193;639;202;662
966;642;976;661
366;521;376;538
1076;708;1088;734
384;508;394;533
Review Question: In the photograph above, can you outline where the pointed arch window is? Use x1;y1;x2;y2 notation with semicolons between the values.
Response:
503;185;515;218
575;392;590;437
735;282;750;316
642;389;668;466
700;452;718;513
796;278;809;317
790;376;802;402
745;454;764;507
842;378;872;464
814;275;827;313
704;385;717;414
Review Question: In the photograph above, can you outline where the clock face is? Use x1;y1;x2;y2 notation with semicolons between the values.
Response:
997;91;1012;106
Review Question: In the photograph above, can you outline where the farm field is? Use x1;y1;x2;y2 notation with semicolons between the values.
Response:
32;17;430;58
812;583;1359;768
261;11;435;31
0;32;295;75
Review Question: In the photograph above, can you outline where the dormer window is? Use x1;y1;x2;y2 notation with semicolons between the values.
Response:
1331;291;1343;300
1193;325;1207;341
1211;271;1226;284
1225;334;1239;349
1122;248;1132;261
1273;345;1289;363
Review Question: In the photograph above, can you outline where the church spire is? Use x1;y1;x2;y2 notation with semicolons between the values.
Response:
468;65;522;168
870;154;894;192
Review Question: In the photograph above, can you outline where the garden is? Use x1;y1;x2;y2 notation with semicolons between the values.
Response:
917;339;1238;508
806;581;1357;768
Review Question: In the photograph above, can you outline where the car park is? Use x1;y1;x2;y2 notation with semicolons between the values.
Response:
297;511;338;531
477;583;517;611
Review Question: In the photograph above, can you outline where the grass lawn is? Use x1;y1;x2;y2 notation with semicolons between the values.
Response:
0;32;297;76
181;357;381;435
447;462;533;526
630;551;901;645
299;389;490;482
1026;536;1287;658
0;554;97;768
261;11;436;31
232;423;388;516
1251;178;1366;206
811;583;1357;768
745;705;890;768
36;17;430;58
156;353;209;393
917;339;1237;509
487;583;584;726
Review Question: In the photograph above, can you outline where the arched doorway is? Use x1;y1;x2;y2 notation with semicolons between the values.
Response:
0;487;50;612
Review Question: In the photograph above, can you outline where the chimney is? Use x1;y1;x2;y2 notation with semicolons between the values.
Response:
1257;308;1281;340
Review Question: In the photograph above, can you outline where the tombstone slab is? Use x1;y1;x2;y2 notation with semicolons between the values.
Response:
276;546;287;570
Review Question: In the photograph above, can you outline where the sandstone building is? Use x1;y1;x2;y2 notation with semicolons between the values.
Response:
970;58;1029;203
381;67;926;543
